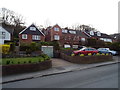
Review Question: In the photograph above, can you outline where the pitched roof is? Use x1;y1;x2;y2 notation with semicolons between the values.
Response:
62;28;89;38
2;23;14;34
84;30;112;39
19;24;45;36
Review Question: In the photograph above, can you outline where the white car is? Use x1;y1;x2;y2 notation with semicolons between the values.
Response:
98;48;118;55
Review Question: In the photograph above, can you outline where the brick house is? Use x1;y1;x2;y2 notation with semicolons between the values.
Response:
44;24;89;48
60;28;88;48
19;24;45;44
44;24;62;42
83;30;114;43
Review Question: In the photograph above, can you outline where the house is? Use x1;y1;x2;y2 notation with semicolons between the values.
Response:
83;30;113;43
0;23;14;44
110;33;120;42
44;24;89;48
44;24;62;42
19;24;45;44
60;28;88;48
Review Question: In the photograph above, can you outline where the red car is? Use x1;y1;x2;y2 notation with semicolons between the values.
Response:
73;47;98;55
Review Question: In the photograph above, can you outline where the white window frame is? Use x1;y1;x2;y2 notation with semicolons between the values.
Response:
62;29;68;33
2;32;5;39
22;34;27;39
54;27;59;31
54;35;60;40
32;35;40;40
69;31;76;34
30;27;36;31
90;31;94;35
81;38;85;41
97;32;101;36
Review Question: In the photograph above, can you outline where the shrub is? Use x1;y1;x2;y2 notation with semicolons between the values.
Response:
40;54;50;60
80;54;84;56
88;53;92;56
101;53;105;55
0;44;10;54
71;53;75;56
96;53;100;56
106;53;109;55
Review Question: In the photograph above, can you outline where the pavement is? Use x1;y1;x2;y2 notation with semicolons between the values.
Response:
1;56;120;84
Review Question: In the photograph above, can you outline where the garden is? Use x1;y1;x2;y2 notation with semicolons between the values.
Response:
0;44;52;75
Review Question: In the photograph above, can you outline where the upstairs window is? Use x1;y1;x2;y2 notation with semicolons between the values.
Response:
54;27;59;31
2;32;5;39
32;35;40;40
62;29;68;33
54;35;60;40
97;32;101;36
22;34;27;39
30;27;36;31
90;31;94;35
69;31;76;34
0;32;5;39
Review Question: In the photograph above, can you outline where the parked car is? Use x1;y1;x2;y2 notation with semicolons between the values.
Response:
78;46;86;50
73;47;98;55
97;48;118;55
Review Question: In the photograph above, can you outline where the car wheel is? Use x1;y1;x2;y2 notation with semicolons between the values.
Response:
109;52;112;55
78;53;81;56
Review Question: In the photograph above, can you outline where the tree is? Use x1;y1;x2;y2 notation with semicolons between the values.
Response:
1;8;26;39
1;8;25;26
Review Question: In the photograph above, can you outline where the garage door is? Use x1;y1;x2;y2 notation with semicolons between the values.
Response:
41;46;53;57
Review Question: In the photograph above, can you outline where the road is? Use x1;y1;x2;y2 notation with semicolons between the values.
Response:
3;63;119;88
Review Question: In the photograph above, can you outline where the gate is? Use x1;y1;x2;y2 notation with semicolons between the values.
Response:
41;46;53;57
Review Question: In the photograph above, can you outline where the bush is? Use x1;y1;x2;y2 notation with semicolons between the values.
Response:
40;54;50;60
1;56;50;65
71;53;75;56
0;44;10;54
80;54;84;56
88;53;92;56
96;53;100;56
101;53;105;55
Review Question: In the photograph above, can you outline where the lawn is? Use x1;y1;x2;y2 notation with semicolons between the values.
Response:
0;55;50;65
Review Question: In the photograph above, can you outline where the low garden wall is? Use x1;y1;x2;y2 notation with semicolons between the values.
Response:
2;60;52;76
60;53;113;64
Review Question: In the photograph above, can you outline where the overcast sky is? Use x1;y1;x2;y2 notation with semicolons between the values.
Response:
0;0;119;34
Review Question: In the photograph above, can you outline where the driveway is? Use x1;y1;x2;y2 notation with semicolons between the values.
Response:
51;58;75;67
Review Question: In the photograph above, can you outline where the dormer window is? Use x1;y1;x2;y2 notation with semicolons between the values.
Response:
62;29;68;33
30;27;36;31
97;32;101;36
54;27;59;31
69;31;76;34
90;31;94;35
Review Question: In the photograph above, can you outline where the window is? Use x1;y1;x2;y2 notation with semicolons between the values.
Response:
62;29;67;33
54;35;60;40
22;34;27;39
97;32;101;36
81;38;85;41
69;31;76;34
54;27;59;31
30;27;36;31
0;32;5;39
32;35;40;40
90;31;94;35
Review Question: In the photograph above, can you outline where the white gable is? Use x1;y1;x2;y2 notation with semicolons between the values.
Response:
0;26;11;44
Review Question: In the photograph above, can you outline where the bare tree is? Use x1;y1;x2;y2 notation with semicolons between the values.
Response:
1;8;25;26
